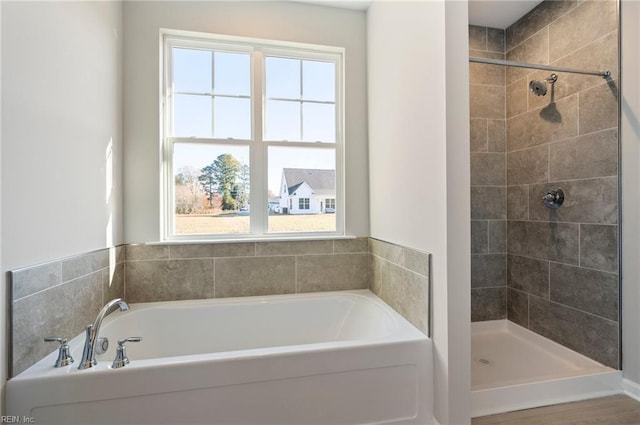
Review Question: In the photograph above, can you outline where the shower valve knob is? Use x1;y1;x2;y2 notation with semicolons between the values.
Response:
542;188;564;209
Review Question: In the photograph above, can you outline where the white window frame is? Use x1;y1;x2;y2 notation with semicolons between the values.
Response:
161;29;345;241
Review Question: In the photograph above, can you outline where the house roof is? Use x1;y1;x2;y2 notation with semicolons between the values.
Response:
284;168;335;196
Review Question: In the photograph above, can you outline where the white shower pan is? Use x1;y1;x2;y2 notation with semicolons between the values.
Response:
472;320;621;417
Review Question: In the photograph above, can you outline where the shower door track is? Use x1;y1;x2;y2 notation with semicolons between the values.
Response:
469;56;611;78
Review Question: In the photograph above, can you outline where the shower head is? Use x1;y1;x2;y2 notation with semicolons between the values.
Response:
528;73;558;97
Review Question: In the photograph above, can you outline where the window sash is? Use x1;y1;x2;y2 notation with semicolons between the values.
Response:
162;30;345;241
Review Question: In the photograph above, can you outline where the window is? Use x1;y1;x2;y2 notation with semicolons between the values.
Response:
162;31;343;240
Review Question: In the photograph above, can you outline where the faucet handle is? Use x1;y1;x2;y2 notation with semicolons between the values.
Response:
111;337;142;369
44;336;74;368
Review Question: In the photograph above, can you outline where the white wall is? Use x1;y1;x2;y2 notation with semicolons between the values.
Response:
367;1;471;424
621;0;640;390
123;1;369;242
1;1;123;411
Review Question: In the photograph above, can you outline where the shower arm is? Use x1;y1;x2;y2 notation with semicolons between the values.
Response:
469;56;611;79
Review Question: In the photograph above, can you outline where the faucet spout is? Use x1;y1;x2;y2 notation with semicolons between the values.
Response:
78;298;129;370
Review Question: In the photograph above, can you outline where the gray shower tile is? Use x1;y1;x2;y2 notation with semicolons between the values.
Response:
507;185;529;220
369;255;428;334
471;287;506;322
403;248;430;277
126;244;169;261
212;242;256;258
507;144;548;185
62;249;109;282
296;253;369;293
369;238;404;265
507;288;529;328
255;240;332;256
470;84;505;120
169;244;215;259
215;256;295;298
507;78;527;118
507;255;549;298
507;95;579;151
551;31;619;98
469;25;487;50
487;120;506;152
469;51;505;86
471;254;506;288
506;28;549;85
529;296;619;368
11;261;61;300
549;0;617;62
579;83;619;135
507;221;579;265
116;245;126;264
471;153;506;186
489;220;507;253
334;237;369;253
471;187;507;220
487;28;505;53
549;263;618;321
472;221;489;254
13;271;103;376
471;119;488;152
125;259;214;302
550;129;618;181
580;224;618;273
528;177;618;225
104;262;125;302
506;1;577;51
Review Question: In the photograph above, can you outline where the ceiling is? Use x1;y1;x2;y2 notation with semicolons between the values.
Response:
294;0;542;30
468;0;543;29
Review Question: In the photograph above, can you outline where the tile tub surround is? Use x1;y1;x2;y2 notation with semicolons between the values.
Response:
10;246;125;376
10;237;431;376
504;0;619;368
369;238;430;335
469;24;508;322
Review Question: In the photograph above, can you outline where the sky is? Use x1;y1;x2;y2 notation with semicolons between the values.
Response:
171;48;337;195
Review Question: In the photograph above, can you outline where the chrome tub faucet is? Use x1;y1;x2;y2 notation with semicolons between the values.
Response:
78;298;129;370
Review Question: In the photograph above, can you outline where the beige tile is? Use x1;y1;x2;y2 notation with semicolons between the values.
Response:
369;238;404;265
115;245;126;264
403;248;430;277
507;144;549;185
213;242;256;257
62;249;109;282
507;95;578;151
11;261;61;300
506;1;578;51
104;262;125;302
255;240;332;256
471;153;506;186
506;28;549;85
471;118;488;152
579;82;619;135
549;0;617;62
507;78;527;118
487;28;505;53
469;51;505;86
487;120;506;152
169;244;214;259
215;256;295;297
13;271;103;376
126;244;169;261
550;129;618;181
507;185;529;221
297;254;368;293
334;237;368;253
125;259;214;302
469;25;487;51
470;84;505;119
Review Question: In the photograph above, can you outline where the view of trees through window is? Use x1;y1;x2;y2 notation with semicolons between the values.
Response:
166;36;340;237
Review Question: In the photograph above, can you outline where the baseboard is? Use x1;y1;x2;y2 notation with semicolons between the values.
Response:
623;378;640;401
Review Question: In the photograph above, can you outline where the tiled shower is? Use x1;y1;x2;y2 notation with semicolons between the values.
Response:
470;0;619;368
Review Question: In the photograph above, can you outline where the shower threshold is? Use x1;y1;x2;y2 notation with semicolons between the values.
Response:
472;320;621;418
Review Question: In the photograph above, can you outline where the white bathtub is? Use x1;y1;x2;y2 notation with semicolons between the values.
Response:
7;290;432;425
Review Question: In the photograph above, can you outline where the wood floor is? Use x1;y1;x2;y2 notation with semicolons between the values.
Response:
472;395;640;425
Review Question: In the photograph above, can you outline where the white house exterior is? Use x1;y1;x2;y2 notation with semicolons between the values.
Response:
279;169;336;215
